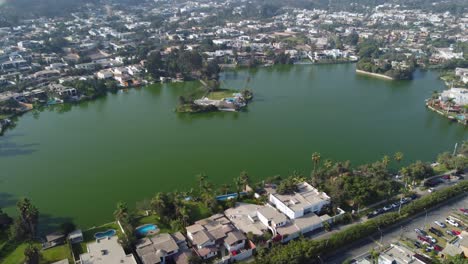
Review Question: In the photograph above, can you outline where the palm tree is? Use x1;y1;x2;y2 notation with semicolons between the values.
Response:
324;159;333;171
151;193;166;216
113;202;129;222
394;152;404;164
430;90;439;106
196;173;207;192
17;198;39;239
311;152;321;179
239;171;250;191
234;176;243;200
220;184;231;195
382;155;390;168
24;243;40;264
445;98;455;115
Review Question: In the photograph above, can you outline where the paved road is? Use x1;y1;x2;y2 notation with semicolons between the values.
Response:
326;193;468;263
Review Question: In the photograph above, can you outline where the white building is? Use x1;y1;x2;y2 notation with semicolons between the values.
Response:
378;244;425;264
78;236;137;264
268;182;331;219
455;68;468;83
440;88;468;106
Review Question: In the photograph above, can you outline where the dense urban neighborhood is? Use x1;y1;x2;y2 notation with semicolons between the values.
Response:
0;0;468;264
0;0;468;132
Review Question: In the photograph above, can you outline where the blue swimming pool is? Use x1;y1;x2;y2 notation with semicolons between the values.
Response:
216;192;247;201
136;224;158;236
94;229;116;239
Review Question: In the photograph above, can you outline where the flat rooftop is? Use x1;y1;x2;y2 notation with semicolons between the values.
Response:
224;203;267;236
79;236;137;264
271;182;330;212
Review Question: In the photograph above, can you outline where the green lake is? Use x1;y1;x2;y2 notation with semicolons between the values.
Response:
0;63;466;229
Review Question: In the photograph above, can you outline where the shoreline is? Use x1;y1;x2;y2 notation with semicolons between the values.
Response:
426;103;467;126
356;69;394;80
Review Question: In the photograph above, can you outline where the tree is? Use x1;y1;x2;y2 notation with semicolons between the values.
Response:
382;155;390;168
239;171;250;191
151;193;167;217
234;176;243;200
220;184;231;195
430;91;440;106
24;243;40;264
196;173;207;195
16;198;39;239
146;51;163;79
445;98;455;115
0;208;12;230
394;152;404;164
114;201;129;222
324;160;333;171
311;152;321;183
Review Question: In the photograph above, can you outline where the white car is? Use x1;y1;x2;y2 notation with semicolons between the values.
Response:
445;218;460;227
426;235;437;244
428;188;435;193
434;221;446;228
383;205;393;211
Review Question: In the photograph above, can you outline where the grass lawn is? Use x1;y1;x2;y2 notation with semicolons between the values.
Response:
135;214;171;233
82;222;120;242
41;244;73;264
206;89;236;100
1;242;28;264
433;164;449;174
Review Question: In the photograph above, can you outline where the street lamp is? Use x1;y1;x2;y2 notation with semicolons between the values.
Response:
378;227;383;247
423;208;428;230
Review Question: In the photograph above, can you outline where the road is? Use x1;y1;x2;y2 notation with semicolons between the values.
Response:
325;193;468;263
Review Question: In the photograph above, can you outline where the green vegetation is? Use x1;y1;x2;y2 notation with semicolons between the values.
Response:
356;39;415;80
146;49;220;81
254;181;468;264
206;89;237;100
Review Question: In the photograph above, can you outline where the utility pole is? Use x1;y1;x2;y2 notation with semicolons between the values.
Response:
453;142;458;156
423;208;428;229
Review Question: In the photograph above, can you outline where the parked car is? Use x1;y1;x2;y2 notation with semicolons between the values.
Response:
418;235;430;243
383;205;393;211
429;227;443;237
434;245;443;252
414;241;422;248
401;197;411;204
446;218;460;227
452;230;461;236
425;244;434;252
459;208;468;215
391;202;400;208
434;221;446;228
415;228;427;236
426;235;437;244
442;175;450;180
428;188;435;193
446;230;454;236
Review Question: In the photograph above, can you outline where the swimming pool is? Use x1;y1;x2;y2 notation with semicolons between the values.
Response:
135;224;158;236
94;229;116;239
216;192;247;201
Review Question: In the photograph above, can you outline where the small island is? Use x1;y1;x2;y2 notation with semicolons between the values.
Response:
176;80;253;113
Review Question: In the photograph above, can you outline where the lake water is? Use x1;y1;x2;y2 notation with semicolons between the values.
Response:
0;63;466;229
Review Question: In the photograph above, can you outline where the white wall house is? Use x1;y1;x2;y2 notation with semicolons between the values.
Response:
268;182;331;220
440;88;468;106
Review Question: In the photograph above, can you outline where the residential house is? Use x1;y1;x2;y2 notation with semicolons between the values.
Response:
78;236;137;264
68;229;84;244
268;182;331;219
136;232;185;264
